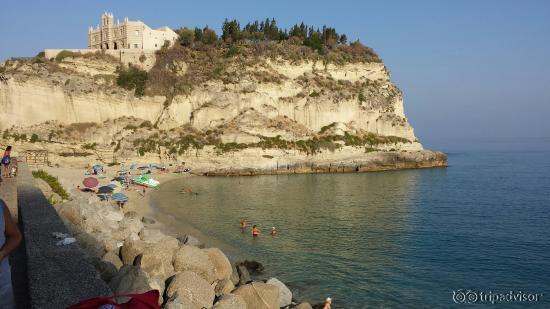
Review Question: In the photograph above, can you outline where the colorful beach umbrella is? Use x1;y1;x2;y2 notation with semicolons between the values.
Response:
111;193;128;201
97;185;115;194
82;177;99;188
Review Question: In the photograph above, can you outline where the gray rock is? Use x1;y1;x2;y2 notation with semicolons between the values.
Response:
164;293;197;309
173;245;216;283
213;294;248;309
177;234;202;247
89;256;118;282
233;282;280;309
139;228;167;243
120;237;178;280
215;278;235;297
294;303;313;309
102;251;123;270
142;216;156;224
237;265;251;285
204;248;233;281
109;265;154;295
165;271;215;309
57;204;82;226
230;264;240;286
266;277;292;308
75;232;106;257
119;214;144;235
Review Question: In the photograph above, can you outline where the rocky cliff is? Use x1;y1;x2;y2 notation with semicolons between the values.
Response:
0;43;446;173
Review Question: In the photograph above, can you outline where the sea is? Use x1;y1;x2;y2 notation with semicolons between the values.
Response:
150;138;550;308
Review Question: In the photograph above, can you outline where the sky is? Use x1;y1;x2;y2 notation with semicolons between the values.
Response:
1;0;549;145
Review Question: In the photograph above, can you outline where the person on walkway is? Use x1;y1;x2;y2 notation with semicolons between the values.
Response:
252;225;260;237
1;146;12;177
322;297;332;309
0;180;22;309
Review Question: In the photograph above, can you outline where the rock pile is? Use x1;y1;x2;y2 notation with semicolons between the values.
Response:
52;188;310;308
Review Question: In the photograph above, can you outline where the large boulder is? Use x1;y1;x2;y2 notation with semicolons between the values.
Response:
266;278;292;308
165;271;215;309
177;234;202;247
74;231;106;257
230;264;240;286
57;204;82;226
109;265;155;295
119;212;144;234
102;251;123;270
294;303;313;309
120;237;178;280
204;248;233;281
89;256;117;282
164;293;197;309
233;282;280;309
139;228;168;243
215;278;235;297
213;294;248;309
173;245;216;283
236;265;251;285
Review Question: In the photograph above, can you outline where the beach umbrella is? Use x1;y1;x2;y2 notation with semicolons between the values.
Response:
82;177;99;188
97;185;115;194
111;193;128;201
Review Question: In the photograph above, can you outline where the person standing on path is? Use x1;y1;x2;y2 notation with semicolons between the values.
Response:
1;146;12;177
0;178;22;309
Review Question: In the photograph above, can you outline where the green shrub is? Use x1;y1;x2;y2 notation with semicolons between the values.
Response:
32;170;70;200
225;44;240;58
176;27;195;46
82;142;97;150
117;66;148;97
55;50;80;62
30;133;39;143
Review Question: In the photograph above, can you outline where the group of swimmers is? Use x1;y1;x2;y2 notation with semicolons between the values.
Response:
240;219;276;237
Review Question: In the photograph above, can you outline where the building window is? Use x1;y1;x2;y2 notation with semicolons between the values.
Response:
155;44;157;47
134;44;138;48
128;44;131;48
135;30;139;36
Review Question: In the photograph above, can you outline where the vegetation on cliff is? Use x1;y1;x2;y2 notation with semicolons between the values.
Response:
32;170;70;200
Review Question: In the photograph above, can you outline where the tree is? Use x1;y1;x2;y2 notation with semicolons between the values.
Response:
30;133;39;143
222;19;241;42
194;27;203;42
176;27;195;46
339;34;348;45
201;27;218;45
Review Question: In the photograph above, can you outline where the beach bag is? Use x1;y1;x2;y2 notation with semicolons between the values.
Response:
66;290;160;309
1;155;9;165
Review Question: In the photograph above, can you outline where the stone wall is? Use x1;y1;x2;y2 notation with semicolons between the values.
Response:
15;163;112;308
43;49;157;70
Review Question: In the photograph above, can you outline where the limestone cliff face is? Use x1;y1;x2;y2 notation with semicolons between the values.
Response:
0;58;418;144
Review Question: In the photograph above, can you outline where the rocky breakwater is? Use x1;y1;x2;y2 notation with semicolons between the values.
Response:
53;188;312;308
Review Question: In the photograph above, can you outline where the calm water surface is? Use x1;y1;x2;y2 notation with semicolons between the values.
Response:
151;140;550;308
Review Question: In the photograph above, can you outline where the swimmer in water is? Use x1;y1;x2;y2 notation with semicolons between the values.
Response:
271;227;276;236
240;218;247;232
252;225;260;237
323;297;332;309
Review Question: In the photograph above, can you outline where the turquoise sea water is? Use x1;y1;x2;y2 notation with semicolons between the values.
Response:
151;139;550;308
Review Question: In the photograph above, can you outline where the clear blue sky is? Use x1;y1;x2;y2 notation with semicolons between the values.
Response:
1;0;549;144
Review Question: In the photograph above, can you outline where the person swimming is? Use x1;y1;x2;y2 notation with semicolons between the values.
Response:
240;218;247;232
252;225;260;237
323;297;332;309
271;227;277;236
